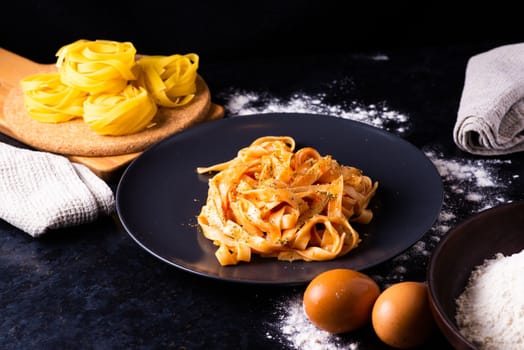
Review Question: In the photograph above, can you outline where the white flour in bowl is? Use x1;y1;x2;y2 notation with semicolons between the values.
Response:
455;249;524;350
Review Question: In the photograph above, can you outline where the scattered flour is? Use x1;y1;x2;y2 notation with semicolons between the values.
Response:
267;295;359;350
222;90;410;135
219;88;518;349
455;249;524;349
424;147;513;237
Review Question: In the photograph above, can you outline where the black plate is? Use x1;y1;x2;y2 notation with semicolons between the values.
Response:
116;113;443;285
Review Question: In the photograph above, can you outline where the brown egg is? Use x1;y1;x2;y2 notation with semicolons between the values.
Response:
371;281;436;349
303;268;380;334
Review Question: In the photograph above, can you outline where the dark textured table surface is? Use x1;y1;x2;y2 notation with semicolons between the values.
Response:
1;42;523;349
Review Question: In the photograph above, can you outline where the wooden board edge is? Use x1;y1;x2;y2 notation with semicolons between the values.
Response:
65;103;224;180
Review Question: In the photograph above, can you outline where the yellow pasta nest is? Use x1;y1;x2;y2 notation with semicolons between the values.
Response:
136;54;199;107
196;136;379;266
20;73;87;122
20;39;199;136
56;39;137;94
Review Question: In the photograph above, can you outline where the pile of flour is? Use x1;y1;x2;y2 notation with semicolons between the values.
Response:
456;249;524;349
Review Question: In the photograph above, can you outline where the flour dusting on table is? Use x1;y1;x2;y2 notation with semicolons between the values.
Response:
425;147;513;234
222;89;410;135
266;295;359;350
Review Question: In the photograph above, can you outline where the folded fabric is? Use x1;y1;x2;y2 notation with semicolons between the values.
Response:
453;43;524;155
0;142;115;237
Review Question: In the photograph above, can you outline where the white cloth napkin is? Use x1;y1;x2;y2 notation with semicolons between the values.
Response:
0;142;115;237
453;43;524;155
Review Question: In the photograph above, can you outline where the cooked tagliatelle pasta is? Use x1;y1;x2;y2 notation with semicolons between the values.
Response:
196;136;379;266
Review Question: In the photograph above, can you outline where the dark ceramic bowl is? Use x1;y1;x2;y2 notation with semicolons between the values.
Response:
427;201;524;349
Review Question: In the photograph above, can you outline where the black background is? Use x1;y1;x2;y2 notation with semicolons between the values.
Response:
2;1;522;63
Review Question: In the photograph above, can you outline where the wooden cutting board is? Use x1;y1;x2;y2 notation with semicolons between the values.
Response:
0;48;224;180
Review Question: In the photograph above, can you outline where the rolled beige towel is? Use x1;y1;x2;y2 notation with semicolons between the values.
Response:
454;43;524;155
